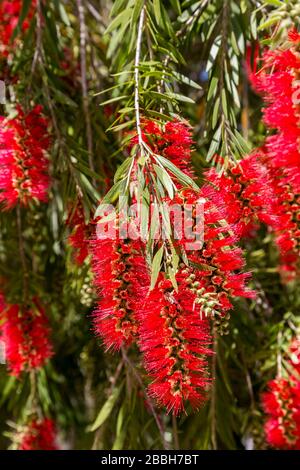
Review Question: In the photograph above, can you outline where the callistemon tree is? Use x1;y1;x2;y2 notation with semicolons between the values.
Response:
1;0;300;452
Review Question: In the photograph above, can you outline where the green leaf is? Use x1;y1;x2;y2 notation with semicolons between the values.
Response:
114;157;133;183
150;245;164;290
207;36;221;72
230;31;240;56
173;72;202;90
153;0;163;27
74;161;103;182
58;3;70;26
93;82;131;96
105;9;133;35
88;386;121;432
0;377;17;406
110;0;129;17
154;155;199;192
100;95;128;106
212;97;220;129
109;120;135;132
231;130;251;156
79;174;100;202
112;404;127;450
140;193;150;241
170;0;182;15
207;76;218;101
264;0;282;5
250;12;257;39
94;180;125;216
131;0;144;27
221;89;228;118
146;109;174;122
153;164;174;199
207;125;221;161
258;16;281;31
149;203;160;242
165;92;195;104
168;265;178;291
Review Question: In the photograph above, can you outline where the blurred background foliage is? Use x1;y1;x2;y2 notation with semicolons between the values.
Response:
0;0;300;450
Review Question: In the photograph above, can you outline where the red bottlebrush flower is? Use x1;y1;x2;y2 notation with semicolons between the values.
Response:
205;151;278;238
0;299;53;376
0;105;51;210
261;160;300;282
91;233;148;351
128;118;194;179
66;205;92;265
132;153;252;412
264;418;287;448
174;186;255;323
161;120;194;178
288;27;300;44
0;1;35;57
138;275;212;415
18;418;58;450
110;117;253;414
247;39;300;282
262;377;300;449
248;45;300;146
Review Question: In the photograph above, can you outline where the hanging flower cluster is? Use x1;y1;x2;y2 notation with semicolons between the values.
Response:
0;297;53;376
205;151;278;238
91;118;255;414
262;377;300;449
129;118;195;178
247;32;300;282
0;105;51;210
262;338;300;449
91;234;148;351
0;0;35;57
16;418;58;450
138;274;212;414
0;3;58;449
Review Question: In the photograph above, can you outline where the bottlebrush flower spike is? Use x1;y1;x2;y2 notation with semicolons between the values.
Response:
205;151;278;238
248;35;300;282
0;299;53;376
174;186;255;333
248;41;300;167
17;418;58;450
261;159;300;282
0;105;51;210
262;377;300;449
161;119;194;178
138;275;212;415
129;118;194;179
288;27;300;44
248;38;300;167
91;231;148;351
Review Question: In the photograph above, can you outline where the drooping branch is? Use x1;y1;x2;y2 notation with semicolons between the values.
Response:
134;4;146;149
77;0;95;177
